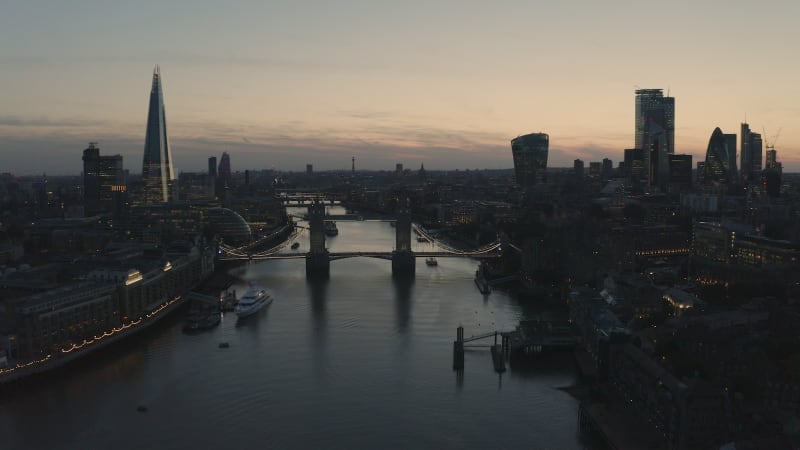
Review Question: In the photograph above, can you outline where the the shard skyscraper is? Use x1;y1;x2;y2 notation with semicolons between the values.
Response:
141;66;175;204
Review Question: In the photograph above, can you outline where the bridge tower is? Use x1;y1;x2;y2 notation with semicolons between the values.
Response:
391;199;415;277
306;200;330;279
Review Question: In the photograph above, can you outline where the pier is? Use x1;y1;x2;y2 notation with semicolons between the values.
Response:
452;320;577;372
452;328;509;373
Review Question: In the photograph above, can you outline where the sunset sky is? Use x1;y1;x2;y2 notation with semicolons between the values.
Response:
1;0;798;174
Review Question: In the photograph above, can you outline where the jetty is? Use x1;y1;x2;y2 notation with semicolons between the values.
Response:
452;319;577;372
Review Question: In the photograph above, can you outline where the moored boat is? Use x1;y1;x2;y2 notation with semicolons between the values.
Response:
234;284;273;318
324;220;338;236
183;310;221;332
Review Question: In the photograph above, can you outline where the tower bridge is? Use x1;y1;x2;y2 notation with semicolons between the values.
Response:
218;200;504;279
275;191;343;205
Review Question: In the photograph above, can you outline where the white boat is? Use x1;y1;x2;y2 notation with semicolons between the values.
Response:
234;284;272;317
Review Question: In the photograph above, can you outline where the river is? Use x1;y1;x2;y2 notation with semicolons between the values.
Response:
0;206;585;449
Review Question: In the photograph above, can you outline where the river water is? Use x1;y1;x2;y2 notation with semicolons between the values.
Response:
0;206;584;450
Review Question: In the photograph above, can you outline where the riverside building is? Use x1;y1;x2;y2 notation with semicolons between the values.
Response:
0;241;215;361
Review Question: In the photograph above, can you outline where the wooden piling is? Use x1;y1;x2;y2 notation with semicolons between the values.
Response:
452;326;464;370
491;344;506;372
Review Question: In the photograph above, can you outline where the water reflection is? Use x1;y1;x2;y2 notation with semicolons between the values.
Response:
307;278;329;385
392;275;413;334
0;205;584;450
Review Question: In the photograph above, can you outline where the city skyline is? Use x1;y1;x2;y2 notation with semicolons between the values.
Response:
1;0;798;174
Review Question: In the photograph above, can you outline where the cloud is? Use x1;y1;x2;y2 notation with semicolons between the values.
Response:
0;115;104;128
0;114;757;175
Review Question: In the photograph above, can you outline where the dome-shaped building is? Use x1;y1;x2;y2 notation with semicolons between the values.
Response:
204;207;251;245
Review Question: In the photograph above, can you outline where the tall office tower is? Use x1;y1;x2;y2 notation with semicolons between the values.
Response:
207;156;217;200
765;148;777;169
510;132;549;187
218;152;232;187
763;149;782;197
306;164;313;175
141;66;175;204
574;159;584;178
83;142;125;215
208;157;217;177
215;152;232;200
723;133;737;182
752;133;762;173
634;89;675;183
740;123;763;181
702;127;734;184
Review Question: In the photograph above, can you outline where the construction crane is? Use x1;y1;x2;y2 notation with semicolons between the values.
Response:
762;126;782;151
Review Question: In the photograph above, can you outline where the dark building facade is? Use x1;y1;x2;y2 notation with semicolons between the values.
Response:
724;132;737;182
216;152;232;197
602;158;613;180
635;89;675;184
624;148;644;180
82;142;125;216
207;156;217;199
740;122;762;182
510;133;549;187
691;221;799;294
0;243;215;359
668;154;693;191
574;159;584;178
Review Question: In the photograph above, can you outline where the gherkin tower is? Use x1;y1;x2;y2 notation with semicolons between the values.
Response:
141;66;175;203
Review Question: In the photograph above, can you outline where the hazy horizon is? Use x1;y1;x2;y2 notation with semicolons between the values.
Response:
2;0;798;175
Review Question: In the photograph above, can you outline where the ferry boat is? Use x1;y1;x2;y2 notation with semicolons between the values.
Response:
234;284;272;318
426;257;438;266
324;220;339;236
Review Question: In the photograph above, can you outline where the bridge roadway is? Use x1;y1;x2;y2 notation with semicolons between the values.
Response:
221;251;500;261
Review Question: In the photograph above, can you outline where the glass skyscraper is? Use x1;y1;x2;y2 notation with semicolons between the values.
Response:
740;122;762;181
634;89;674;184
510;133;549;187
702;127;734;184
141;66;175;204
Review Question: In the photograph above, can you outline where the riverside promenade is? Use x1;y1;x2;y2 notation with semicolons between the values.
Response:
0;294;186;384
